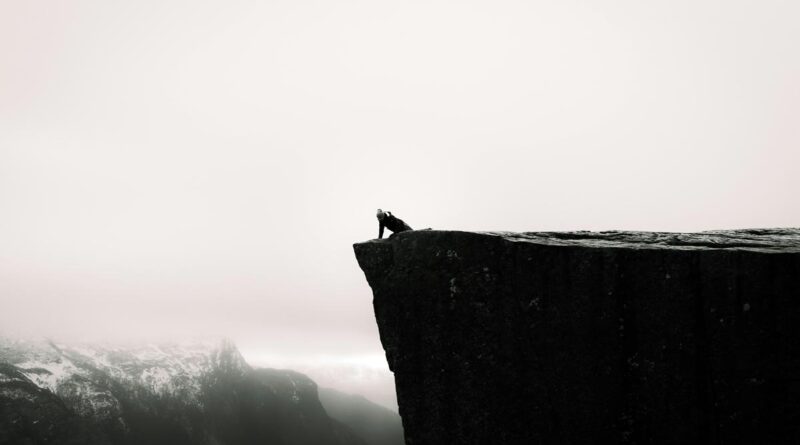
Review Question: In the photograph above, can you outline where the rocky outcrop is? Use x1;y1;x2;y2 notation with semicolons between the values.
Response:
354;229;800;444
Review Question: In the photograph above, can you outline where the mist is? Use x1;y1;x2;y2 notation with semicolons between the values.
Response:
2;0;799;410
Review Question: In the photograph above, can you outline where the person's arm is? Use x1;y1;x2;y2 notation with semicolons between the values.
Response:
379;221;385;239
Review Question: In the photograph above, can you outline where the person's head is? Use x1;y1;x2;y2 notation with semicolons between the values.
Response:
376;209;386;221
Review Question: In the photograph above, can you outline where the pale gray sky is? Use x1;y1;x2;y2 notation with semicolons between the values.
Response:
1;0;798;405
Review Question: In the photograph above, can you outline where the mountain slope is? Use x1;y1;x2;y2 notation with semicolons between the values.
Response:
318;387;404;445
0;339;364;445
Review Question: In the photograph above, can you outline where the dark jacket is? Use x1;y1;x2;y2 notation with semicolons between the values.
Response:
379;212;412;239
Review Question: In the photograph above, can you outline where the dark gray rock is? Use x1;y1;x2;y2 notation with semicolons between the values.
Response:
354;229;800;444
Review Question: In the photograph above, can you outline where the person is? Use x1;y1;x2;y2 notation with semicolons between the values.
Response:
376;209;412;239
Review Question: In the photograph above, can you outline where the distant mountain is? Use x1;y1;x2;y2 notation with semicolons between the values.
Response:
0;338;365;445
283;362;398;412
318;387;404;445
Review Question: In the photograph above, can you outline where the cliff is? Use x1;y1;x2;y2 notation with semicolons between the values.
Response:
354;229;800;445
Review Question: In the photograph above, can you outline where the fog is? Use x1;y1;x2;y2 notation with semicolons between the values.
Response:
2;0;798;409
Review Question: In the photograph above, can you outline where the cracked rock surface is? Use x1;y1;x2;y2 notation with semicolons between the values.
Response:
354;229;800;444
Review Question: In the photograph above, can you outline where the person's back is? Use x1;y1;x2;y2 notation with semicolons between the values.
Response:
376;209;412;239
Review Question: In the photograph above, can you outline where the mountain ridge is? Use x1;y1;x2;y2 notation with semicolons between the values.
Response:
0;337;388;445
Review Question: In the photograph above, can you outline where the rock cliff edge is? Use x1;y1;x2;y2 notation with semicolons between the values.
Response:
354;229;800;444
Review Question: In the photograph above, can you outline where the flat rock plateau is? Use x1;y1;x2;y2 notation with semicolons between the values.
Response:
355;229;800;444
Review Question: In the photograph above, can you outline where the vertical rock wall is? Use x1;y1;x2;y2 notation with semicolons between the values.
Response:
354;229;800;444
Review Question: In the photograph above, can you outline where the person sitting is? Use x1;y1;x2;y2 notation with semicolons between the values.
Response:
376;209;412;239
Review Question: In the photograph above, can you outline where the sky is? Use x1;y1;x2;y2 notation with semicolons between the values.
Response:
1;0;799;408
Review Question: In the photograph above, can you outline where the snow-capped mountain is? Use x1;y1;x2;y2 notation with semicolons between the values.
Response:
0;338;365;445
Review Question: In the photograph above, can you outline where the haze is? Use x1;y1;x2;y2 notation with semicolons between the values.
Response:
1;0;798;408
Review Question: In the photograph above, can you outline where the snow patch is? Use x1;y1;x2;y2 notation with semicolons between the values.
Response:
17;358;79;392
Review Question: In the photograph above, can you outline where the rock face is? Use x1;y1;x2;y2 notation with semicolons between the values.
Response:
354;229;800;445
